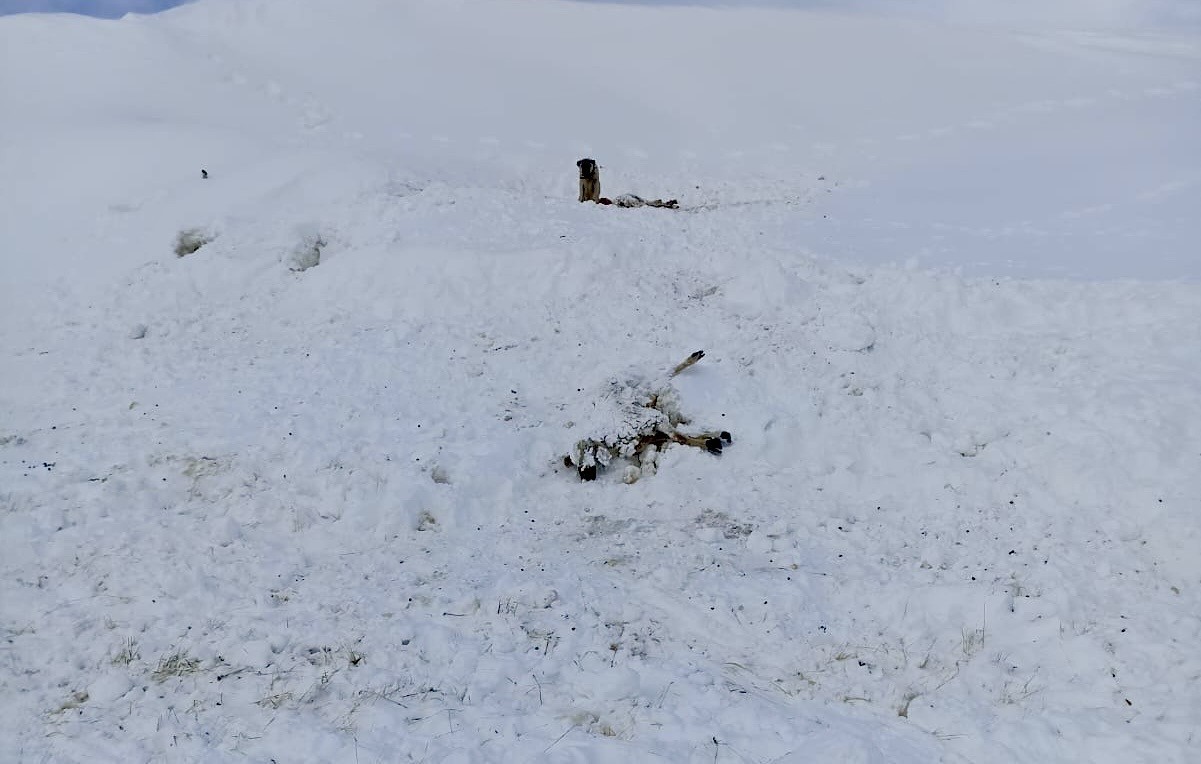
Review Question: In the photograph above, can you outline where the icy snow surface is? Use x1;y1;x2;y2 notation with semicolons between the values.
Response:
1;0;1199;762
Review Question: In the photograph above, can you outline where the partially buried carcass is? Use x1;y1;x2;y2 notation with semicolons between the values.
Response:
563;350;731;483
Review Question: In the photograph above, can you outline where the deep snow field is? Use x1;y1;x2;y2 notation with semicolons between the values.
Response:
2;0;1200;762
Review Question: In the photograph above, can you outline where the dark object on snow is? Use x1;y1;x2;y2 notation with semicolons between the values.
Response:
706;432;734;455
598;194;678;209
577;158;600;203
201;169;208;179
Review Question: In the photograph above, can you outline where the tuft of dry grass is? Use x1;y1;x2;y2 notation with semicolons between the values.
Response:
111;637;140;666
152;651;201;681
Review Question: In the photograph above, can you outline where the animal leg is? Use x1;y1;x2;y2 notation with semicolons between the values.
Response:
670;350;705;377
671;430;733;455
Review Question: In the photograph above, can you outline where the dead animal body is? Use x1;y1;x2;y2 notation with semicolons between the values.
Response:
598;194;678;209
564;350;731;483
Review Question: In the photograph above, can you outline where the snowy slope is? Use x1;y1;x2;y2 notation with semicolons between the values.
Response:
2;1;1200;762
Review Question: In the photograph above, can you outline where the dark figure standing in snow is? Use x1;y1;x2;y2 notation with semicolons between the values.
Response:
577;158;600;203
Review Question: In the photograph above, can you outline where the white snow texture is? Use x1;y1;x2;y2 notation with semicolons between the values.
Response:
1;0;1199;762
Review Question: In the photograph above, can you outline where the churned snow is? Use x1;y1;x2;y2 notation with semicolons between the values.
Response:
1;1;1199;762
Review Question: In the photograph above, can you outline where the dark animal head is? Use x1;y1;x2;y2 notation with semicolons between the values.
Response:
577;158;598;179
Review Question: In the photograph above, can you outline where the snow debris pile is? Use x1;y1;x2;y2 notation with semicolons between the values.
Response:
286;226;326;272
564;350;732;483
173;227;214;257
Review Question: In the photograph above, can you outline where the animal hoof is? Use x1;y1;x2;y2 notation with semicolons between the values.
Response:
705;438;724;455
579;465;598;481
720;431;732;444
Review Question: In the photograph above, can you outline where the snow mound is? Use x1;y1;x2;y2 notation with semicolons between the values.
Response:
1;1;1199;762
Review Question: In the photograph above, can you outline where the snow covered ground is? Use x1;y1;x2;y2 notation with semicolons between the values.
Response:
2;0;1199;761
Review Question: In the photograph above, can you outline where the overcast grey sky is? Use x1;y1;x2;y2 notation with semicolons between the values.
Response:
1;0;1195;29
0;0;190;17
